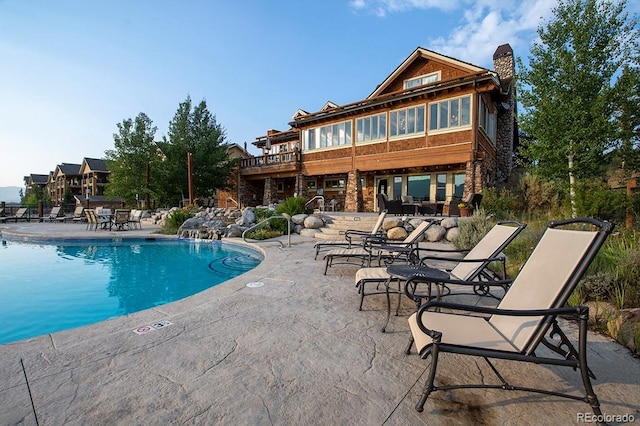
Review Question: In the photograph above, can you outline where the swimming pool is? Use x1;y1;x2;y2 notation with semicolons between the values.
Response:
0;238;263;344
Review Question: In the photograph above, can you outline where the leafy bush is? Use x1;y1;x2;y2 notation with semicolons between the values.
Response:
276;196;312;216
452;209;495;249
574;180;630;225
163;207;196;234
519;172;563;213
481;186;522;217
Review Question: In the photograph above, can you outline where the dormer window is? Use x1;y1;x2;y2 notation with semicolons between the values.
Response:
404;72;440;89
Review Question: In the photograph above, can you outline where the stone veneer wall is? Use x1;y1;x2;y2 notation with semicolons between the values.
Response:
344;170;363;212
493;45;516;184
262;177;278;206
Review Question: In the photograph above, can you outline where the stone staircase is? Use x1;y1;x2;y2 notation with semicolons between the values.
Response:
313;214;381;241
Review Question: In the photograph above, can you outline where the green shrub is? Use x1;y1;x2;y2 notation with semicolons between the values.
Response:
574;180;630;225
481;186;522;218
519;172;563;213
164;207;196;233
452;209;495;249
276;196;312;216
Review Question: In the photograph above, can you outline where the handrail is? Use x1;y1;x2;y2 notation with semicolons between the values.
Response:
305;195;324;211
242;214;292;248
226;197;239;209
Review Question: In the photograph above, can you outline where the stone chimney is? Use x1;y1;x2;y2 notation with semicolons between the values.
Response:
493;44;517;183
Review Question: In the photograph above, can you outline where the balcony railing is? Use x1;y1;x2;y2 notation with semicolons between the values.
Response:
240;151;300;169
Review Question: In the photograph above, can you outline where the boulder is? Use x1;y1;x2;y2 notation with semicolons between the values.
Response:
425;224;446;242
304;216;324;229
226;224;246;238
300;228;321;238
440;217;458;229
387;226;408;240
291;214;308;225
235;208;255;226
383;218;403;230
445;226;460;242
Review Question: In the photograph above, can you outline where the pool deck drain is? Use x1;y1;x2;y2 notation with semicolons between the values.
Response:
0;221;639;425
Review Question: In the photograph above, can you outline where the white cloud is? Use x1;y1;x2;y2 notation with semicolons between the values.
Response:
349;0;458;17
349;0;556;67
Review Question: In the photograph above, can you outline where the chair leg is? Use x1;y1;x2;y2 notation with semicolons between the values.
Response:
416;346;440;412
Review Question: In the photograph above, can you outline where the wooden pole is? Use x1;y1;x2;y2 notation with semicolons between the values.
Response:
187;152;194;205
627;178;637;229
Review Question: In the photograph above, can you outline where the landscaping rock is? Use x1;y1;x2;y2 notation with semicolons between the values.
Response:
300;228;321;238
383;218;403;230
387;226;408;240
445;226;460;242
291;214;308;225
235;208;255;226
441;217;458;229
425;224;447;242
304;216;324;229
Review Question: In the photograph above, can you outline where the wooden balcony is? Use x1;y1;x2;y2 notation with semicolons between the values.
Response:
240;152;301;178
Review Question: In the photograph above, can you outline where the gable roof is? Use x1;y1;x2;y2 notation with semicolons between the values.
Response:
29;174;49;185
55;163;82;176
82;158;108;173
368;47;487;99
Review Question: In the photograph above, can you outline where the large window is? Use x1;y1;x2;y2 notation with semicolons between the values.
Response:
393;176;403;199
389;105;425;138
303;121;352;151
356;113;386;142
479;97;496;142
428;95;471;132
436;174;447;202
453;173;465;199
404;72;440;89
407;175;431;201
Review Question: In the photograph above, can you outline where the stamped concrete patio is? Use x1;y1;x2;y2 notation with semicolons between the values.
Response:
1;220;639;425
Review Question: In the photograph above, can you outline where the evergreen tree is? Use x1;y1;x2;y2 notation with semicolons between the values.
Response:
158;96;236;205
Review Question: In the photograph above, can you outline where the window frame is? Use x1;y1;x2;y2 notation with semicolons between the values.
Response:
403;71;441;89
389;105;425;139
428;94;472;134
302;120;352;151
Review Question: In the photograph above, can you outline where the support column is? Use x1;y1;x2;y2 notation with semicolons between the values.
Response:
345;170;363;212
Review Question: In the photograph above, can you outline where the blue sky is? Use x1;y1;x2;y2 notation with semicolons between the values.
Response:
0;0;564;188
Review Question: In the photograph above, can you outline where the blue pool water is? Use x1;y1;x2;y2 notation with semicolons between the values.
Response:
0;239;263;344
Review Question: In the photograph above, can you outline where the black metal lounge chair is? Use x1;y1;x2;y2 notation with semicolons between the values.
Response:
313;210;388;260
353;221;527;329
323;220;433;275
407;217;614;418
2;207;28;222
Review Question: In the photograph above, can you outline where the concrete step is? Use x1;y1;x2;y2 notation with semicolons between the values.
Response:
314;214;380;240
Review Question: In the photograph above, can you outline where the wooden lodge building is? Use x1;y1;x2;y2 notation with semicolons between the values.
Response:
235;44;517;213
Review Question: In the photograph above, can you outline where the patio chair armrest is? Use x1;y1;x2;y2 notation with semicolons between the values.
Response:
344;229;384;242
418;300;586;318
416;254;505;266
404;276;513;302
409;247;470;256
414;301;588;337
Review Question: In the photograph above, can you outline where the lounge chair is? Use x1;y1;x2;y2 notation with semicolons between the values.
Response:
45;206;66;222
71;206;85;223
323;220;433;275
407;217;614;417
354;220;527;316
313;210;388;259
3;207;28;222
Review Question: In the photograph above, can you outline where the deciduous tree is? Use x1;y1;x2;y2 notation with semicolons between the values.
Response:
517;0;639;216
